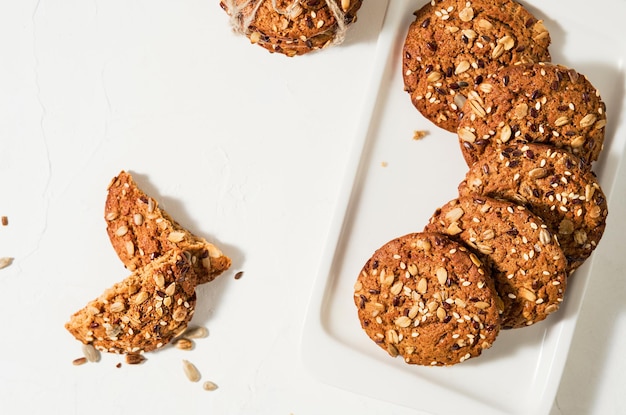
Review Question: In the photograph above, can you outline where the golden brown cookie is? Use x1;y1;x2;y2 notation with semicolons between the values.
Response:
220;0;363;56
458;63;607;167
425;196;567;328
402;0;551;132
354;232;501;366
105;171;231;285
458;142;608;273
65;249;198;354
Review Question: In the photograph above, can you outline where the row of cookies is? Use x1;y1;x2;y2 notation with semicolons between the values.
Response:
354;0;608;366
66;171;231;355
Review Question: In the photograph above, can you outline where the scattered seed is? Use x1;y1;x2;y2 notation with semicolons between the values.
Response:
82;344;101;363
234;271;244;280
126;353;146;365
183;360;201;382
174;338;194;350
0;257;13;270
72;357;88;366
203;381;219;391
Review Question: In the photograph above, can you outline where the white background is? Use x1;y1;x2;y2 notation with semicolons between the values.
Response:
0;1;624;414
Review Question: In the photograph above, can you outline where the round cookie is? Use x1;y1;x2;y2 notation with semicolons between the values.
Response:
402;0;551;132
458;142;608;273
354;232;502;366
424;196;567;329
458;63;607;167
220;0;363;57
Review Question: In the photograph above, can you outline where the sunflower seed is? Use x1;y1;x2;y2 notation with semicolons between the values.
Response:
203;381;219;391
126;353;146;365
0;257;13;270
183;326;209;339
82;344;101;362
183;360;201;382
175;338;194;350
167;231;185;243
580;113;597;127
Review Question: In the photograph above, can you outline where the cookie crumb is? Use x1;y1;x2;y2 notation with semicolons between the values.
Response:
234;271;244;280
1;216;7;226
413;130;428;141
381;161;388;167
116;362;122;368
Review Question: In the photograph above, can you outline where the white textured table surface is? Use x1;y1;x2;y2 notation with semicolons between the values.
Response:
1;1;624;414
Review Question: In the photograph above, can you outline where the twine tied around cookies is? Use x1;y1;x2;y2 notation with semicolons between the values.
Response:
222;0;352;48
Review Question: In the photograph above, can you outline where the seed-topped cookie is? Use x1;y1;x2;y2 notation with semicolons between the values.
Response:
402;0;551;132
65;249;198;354
220;0;363;57
458;63;607;167
458;142;608;273
425;196;567;328
354;232;502;366
105;171;231;285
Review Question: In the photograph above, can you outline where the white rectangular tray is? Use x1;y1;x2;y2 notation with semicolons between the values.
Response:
301;1;626;414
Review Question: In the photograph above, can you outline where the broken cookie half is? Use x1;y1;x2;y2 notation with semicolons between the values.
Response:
65;249;198;354
105;170;231;284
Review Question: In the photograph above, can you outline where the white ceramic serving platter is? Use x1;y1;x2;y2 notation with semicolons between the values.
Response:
301;1;626;414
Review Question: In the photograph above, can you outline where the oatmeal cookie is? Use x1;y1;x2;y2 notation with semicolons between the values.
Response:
402;0;551;132
458;142;608;273
354;232;501;366
220;0;363;56
105;171;231;285
425;196;567;328
458;62;607;167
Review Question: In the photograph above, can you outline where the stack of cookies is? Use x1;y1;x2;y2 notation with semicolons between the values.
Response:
66;171;231;355
354;0;608;366
220;0;363;56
